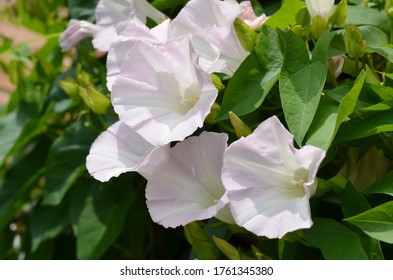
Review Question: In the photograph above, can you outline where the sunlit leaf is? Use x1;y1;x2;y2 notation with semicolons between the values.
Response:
345;202;393;244
278;30;333;145
304;218;369;259
217;26;282;120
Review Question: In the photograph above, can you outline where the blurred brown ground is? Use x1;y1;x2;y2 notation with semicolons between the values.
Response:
0;0;45;104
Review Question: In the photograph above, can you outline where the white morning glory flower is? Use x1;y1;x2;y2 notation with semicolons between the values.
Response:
111;35;218;146
86;121;168;181
305;0;335;21
60;0;166;52
106;17;171;91
146;132;234;228
60;19;98;51
170;0;249;75
222;116;325;239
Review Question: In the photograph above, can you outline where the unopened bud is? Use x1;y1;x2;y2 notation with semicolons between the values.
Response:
311;16;329;40
205;102;221;124
329;0;347;26
79;86;111;115
344;24;367;59
59;79;80;99
210;74;225;92
234;18;257;52
386;0;393;18
229;111;252;138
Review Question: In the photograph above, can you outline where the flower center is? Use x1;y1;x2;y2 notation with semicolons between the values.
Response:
180;96;198;108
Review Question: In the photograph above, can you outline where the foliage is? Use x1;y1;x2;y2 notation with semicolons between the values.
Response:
1;0;393;260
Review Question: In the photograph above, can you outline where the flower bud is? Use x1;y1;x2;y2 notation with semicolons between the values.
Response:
329;0;347;26
229;111;252;138
386;0;393;19
344;24;367;59
311;15;329;40
205;102;221;124
59;79;80;99
305;0;335;21
210;74;225;92
79;86;111;115
234;18;257;52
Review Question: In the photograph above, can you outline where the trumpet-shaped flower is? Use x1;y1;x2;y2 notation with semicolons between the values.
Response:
86;121;168;181
146;132;234;228
170;0;249;75
239;1;268;30
60;0;166;52
106;17;171;91
305;0;335;21
222;116;325;238
111;35;218;146
60;19;98;51
93;0;166;51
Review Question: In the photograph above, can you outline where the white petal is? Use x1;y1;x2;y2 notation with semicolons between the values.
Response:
294;145;326;197
305;0;335;20
59;19;97;51
222;116;325;238
86;121;168;182
111;36;218;146
133;0;166;24
92;25;118;52
228;191;312;238
106;18;170;91
170;0;246;74
146;132;230;228
92;0;166;51
239;1;268;30
207;24;250;75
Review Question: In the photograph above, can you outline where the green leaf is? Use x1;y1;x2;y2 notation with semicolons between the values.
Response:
318;71;367;144
30;203;70;252
345;6;390;35
0;111;25;166
212;236;241;260
0;139;50;232
234;18;257;53
278;240;299;260
217;26;282;120
363;170;393;196
345;201;393;244
340;181;371;218
151;0;187;11
306;95;339;150
67;0;99;22
0;105;51;168
69;180;91;236
335;109;393;143
304;218;369;259
333;70;367;136
339;181;383;261
278;30;333;145
184;222;216;260
42;120;97;206
368;44;393;63
264;0;305;29
76;177;138;259
0;227;15;259
359;26;389;47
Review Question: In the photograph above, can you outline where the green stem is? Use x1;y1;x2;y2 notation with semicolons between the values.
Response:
355;56;360;75
390;19;393;44
388;19;393;73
